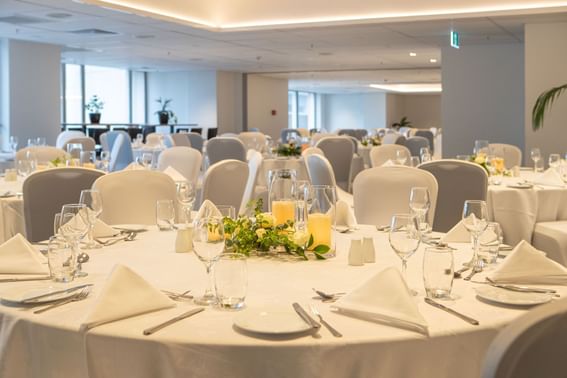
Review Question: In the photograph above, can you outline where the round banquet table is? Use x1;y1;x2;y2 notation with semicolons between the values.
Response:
1;226;564;378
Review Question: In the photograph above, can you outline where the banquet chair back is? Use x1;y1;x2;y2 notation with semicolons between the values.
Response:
301;147;324;158
415;130;435;153
369;144;411;167
157;146;202;183
310;133;329;146
489;143;522;168
482;297;567;378
280;128;301;143
202;160;249;213
306;154;336;187
297;128;310;138
16;146;66;164
93;170;176;225
354;129;368;141
353;166;438;226
419;159;488;232
108;133;134;172
345;136;359;154
241;150;263;214
145;133;163;147
23;167;105;242
238;132;266;152
171;133;192;148
56;131;85;149
206;137;246;165
404;136;430;157
316;137;354;192
100;131;129;152
186;132;204;152
382;132;402;144
337;129;357;139
62;137;96;153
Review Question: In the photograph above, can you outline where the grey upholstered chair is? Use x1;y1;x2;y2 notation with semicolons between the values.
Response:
108;132;134;172
206;137;246;165
404;136;430;157
23;167;105;242
171;133;192;148
202;160;249;213
419;159;488;232
280;128;301;143
305;154;336;187
414;130;435;154
316;136;354;192
186;132;204;153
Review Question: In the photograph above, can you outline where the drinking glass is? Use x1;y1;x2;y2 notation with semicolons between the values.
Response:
389;214;420;294
136;133;144;146
549;153;561;170
9;136;18;152
462;200;489;271
36;137;46;146
215;253;247;310
53;212;61;236
531;148;542;172
409;187;431;236
473;140;490;156
193;217;225;306
79;190;103;249
141;152;154;169
176;181;196;225
80;151;97;168
16;159;34;178
99;151;111;172
268;169;297;227
59;204;89;277
395;150;407;165
27;138;36;147
307;185;336;257
423;247;454;299
47;236;76;283
67;143;82;166
479;222;502;265
156;199;175;230
409;156;421;167
294;180;311;230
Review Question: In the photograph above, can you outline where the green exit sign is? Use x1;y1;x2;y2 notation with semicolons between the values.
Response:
450;30;460;49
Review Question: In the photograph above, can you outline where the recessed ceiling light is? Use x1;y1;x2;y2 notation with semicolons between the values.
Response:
409;52;417;57
430;58;438;63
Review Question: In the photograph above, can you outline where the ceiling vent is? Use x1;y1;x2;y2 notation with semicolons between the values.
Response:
70;28;118;35
0;15;49;24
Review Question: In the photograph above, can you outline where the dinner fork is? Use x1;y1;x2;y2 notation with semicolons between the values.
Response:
309;305;342;337
34;287;91;314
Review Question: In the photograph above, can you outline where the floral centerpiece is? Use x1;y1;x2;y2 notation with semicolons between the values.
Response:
222;200;330;260
275;141;302;157
361;135;382;147
469;154;508;176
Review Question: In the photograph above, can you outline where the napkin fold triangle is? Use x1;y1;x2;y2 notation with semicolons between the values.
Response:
93;219;120;238
488;240;567;284
0;234;48;275
533;168;565;187
333;267;428;334
81;265;175;330
440;220;471;243
334;200;357;227
163;166;187;182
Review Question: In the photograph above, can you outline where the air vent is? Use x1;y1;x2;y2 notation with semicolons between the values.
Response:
0;15;48;24
70;28;118;35
61;46;90;53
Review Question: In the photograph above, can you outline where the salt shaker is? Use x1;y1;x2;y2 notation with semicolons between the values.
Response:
348;239;364;266
362;237;376;263
175;226;193;253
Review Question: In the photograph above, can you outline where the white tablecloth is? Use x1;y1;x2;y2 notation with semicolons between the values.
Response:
0;226;560;378
0;178;24;242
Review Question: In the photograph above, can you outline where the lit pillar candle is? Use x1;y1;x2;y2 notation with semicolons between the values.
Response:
307;213;331;248
272;200;295;226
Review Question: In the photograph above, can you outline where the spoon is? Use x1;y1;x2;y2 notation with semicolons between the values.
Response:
76;252;90;278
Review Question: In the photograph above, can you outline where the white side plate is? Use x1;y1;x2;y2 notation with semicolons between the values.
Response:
475;286;553;306
234;306;312;335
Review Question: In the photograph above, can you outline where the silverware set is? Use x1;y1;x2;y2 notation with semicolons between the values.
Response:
292;302;343;337
161;290;193;301
95;231;138;246
312;288;345;303
34;286;91;314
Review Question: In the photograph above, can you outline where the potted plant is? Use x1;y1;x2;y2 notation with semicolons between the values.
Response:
532;84;567;130
85;95;104;124
391;116;412;130
155;97;178;125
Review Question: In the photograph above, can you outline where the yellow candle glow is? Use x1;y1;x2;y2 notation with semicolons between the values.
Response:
307;213;332;249
272;200;295;226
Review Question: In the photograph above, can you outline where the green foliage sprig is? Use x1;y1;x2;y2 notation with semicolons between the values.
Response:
276;142;302;157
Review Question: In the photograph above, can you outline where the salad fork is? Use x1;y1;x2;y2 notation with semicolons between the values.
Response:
34;287;91;314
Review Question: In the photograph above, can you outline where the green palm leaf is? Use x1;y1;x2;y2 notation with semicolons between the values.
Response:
532;84;567;130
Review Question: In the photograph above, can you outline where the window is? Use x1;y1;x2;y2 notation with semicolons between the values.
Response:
84;65;129;123
288;91;297;129
64;64;83;123
131;71;146;124
288;90;316;130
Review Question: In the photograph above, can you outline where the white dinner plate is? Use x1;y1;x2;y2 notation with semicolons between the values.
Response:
0;285;78;305
233;306;312;335
475;286;553;306
506;183;533;189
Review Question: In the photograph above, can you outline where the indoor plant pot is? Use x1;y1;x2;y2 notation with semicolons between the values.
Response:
89;112;101;124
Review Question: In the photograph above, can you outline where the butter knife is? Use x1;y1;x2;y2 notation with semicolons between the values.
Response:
424;298;479;325
488;282;557;294
143;308;204;335
292;303;320;329
21;284;93;304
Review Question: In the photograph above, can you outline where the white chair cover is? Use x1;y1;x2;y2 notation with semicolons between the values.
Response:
16;146;66;163
201;160;249;213
157;146;202;183
305;154;336;187
316;137;354;192
145;133;163;147
310;133;330;146
296;128;310;138
238;132;266;152
241;150;263;214
100;131;128;152
301;147;324;158
206;137;246;165
404;136;430;157
369;144;411;167
171;133;192;148
482;297;567;378
489;143;523;168
93;170;177;225
56;131;85;149
533;221;567;267
23;167;105;242
382;132;402;144
63;137;96;152
109;133;134;172
353;166;438;226
419;159;488;233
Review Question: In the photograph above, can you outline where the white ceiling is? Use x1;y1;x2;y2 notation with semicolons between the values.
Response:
1;0;567;93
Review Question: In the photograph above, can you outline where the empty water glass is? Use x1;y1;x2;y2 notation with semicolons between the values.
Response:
9;136;18;152
531;148;542;172
216;205;236;220
156;199;175;230
81;151;97;168
215;253;247;310
99;151;111;172
409;156;421;167
36;137;46;146
48;236;76;283
549;154;561;170
395;150;407;166
423;247;454;300
479;222;502;265
141;152;154;169
474;140;489;156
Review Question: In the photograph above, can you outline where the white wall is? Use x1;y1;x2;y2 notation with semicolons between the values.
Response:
216;71;243;134
441;44;524;159
321;92;387;131
1;40;61;149
146;71;217;128
525;23;567;161
246;75;288;139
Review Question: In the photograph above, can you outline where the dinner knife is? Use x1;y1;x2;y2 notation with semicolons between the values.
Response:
0;276;52;283
21;284;93;304
488;282;557;294
424;298;479;326
292;303;320;329
143;308;204;335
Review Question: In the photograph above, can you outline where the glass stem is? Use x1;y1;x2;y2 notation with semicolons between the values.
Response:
204;265;214;298
401;259;408;282
88;225;95;246
472;234;480;269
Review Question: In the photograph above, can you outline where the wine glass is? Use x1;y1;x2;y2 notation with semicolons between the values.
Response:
9;136;18;153
192;217;225;306
531;148;542;172
473;140;489;156
100;151;111;172
389;214;420;294
59;203;89;278
395;150;407;166
549;153;561;171
462;200;489;272
176;181;196;225
409;187;431;237
79;189;103;249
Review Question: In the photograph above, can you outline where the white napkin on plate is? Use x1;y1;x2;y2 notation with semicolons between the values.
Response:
333;267;428;334
0;234;48;275
194;200;222;221
81;265;175;330
334;200;357;227
93;219;120;238
488;240;567;284
440;220;471;243
532;168;565;187
163;166;187;182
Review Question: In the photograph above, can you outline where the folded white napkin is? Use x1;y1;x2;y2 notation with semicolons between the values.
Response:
335;200;357;227
81;265;175;330
488;240;567;284
333;267;428;334
93;219;120;238
533;168;565;187
163;166;187;182
440;220;471;243
0;234;48;275
381;160;396;167
194;200;222;221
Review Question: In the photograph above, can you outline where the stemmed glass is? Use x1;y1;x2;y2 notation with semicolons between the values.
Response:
531;148;542;172
9;136;18;153
59;204;89;278
176;181;196;225
549;154;561;171
389;214;421;294
193;217;225;306
100;151;111;172
395;150;407;166
79;189;103;249
409;187;431;238
473;140;489;156
462;200;489;272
